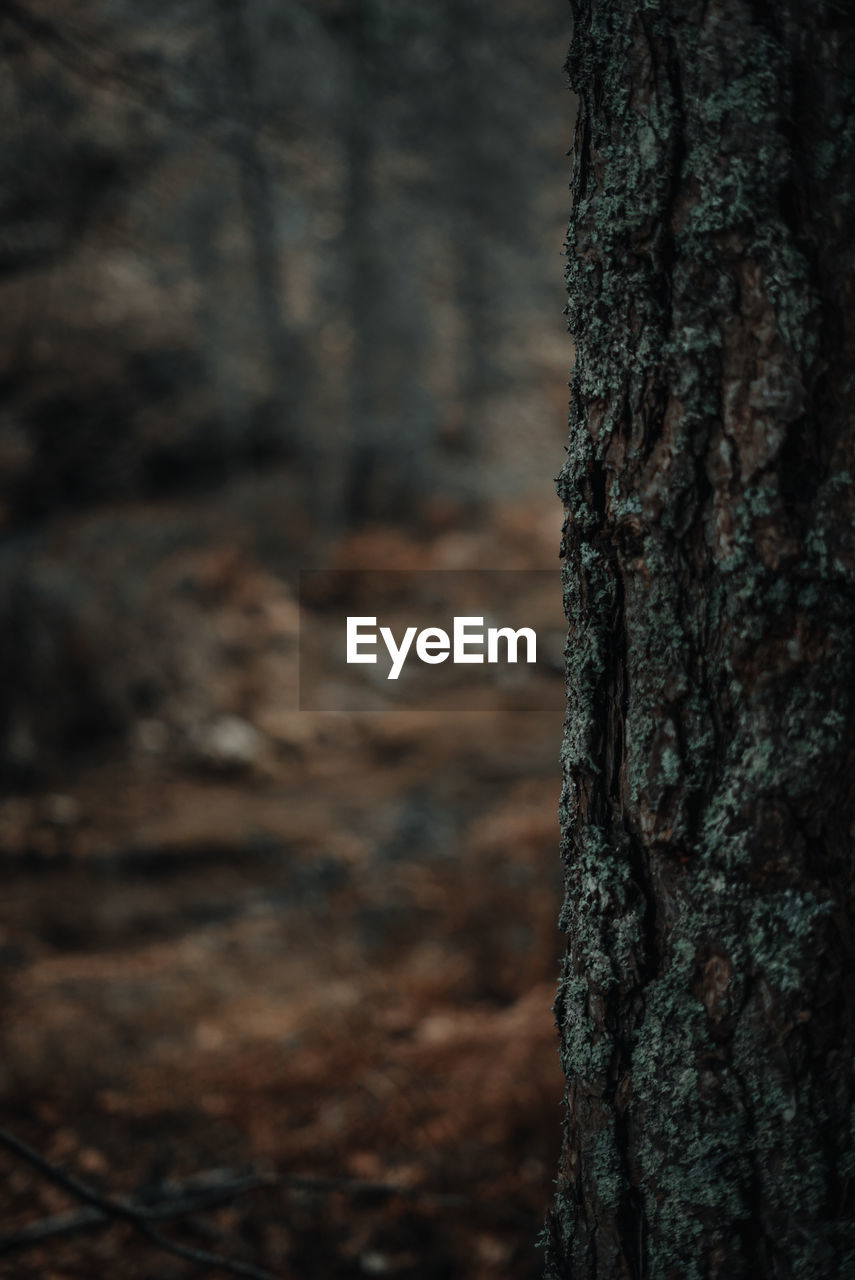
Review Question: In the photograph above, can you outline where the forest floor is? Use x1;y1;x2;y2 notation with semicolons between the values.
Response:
0;493;567;1279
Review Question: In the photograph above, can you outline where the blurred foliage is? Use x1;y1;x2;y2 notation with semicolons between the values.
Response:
0;3;571;1276
0;0;571;769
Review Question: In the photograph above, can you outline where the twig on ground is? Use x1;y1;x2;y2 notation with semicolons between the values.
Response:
0;1166;277;1253
0;1127;277;1279
0;1122;522;1268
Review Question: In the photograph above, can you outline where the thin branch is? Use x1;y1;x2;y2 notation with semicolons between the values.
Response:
0;1131;481;1259
3;2;166;101
0;1123;525;1268
1;0;328;137
0;1168;472;1256
0;1167;277;1254
0;1127;277;1280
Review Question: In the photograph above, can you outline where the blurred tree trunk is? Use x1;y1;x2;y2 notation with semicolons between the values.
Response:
341;0;434;527
342;0;380;525
445;0;493;456
215;0;309;462
549;2;855;1277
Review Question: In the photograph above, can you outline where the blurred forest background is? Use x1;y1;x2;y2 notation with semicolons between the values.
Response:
0;1;572;1275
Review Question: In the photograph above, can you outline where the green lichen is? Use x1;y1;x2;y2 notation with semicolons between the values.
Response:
550;1;855;1276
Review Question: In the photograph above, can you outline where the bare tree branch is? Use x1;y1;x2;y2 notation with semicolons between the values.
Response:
1;0;328;135
0;1127;278;1280
0;1123;493;1265
0;1166;278;1253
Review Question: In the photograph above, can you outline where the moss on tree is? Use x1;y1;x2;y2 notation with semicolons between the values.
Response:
548;2;855;1276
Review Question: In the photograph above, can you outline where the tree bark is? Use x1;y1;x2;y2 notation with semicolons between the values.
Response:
549;2;855;1277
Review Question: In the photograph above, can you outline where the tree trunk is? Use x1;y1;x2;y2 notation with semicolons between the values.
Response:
445;0;494;456
215;0;309;462
549;3;855;1277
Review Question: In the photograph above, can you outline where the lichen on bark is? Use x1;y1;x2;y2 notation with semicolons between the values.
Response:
548;2;855;1277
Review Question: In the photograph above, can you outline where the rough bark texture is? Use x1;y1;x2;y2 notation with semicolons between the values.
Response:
548;2;855;1277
